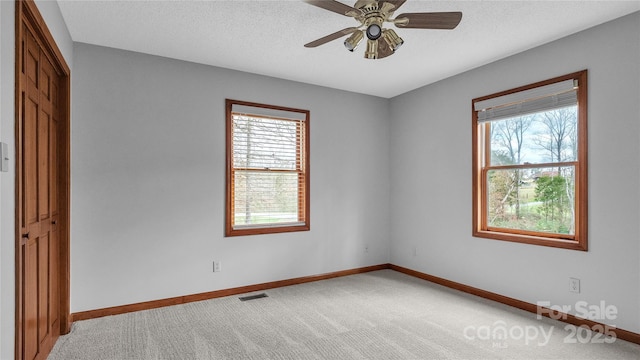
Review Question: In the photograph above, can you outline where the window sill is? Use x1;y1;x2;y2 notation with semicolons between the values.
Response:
473;229;587;251
226;223;310;237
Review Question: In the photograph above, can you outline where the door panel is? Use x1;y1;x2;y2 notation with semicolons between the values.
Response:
37;234;49;345
16;2;70;360
24;240;38;360
24;97;38;226
38;112;50;221
19;22;61;360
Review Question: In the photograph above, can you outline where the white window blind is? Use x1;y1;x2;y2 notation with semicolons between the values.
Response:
475;79;577;122
231;104;307;229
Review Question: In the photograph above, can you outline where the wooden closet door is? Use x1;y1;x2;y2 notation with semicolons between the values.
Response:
20;23;61;360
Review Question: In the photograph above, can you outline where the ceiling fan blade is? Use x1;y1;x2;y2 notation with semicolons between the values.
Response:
303;0;361;17
377;39;393;59
304;27;359;48
394;12;463;29
382;0;407;11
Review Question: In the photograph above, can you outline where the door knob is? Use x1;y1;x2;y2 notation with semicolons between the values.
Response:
22;233;29;239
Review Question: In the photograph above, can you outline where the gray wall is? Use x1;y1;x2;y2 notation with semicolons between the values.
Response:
389;12;640;333
0;1;73;358
70;43;391;313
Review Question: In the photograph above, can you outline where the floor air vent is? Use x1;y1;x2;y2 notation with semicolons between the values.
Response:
239;293;268;301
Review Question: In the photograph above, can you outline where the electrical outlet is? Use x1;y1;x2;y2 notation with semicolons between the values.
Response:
569;278;580;293
213;261;221;273
364;245;369;253
412;246;417;257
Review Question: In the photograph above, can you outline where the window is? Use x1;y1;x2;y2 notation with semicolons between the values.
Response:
472;70;588;250
226;99;310;236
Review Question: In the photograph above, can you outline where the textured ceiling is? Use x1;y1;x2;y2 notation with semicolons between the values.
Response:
57;0;640;98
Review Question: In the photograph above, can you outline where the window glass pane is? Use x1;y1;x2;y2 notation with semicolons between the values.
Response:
234;171;300;226
233;115;300;171
489;105;577;166
487;166;575;235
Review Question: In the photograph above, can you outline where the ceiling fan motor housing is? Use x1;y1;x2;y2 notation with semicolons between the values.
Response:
359;1;396;55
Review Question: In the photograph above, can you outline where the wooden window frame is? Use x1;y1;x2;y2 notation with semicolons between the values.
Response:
225;99;310;237
472;70;588;251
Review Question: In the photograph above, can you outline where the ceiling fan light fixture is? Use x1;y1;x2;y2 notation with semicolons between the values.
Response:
366;23;382;40
344;30;364;52
382;29;404;52
365;39;379;59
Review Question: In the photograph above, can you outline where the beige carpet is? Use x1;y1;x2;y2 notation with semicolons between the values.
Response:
48;270;640;359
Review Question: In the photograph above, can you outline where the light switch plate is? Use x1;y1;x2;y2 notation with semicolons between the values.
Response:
1;142;8;172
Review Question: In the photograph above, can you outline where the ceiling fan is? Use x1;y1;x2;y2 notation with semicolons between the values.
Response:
303;0;462;59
